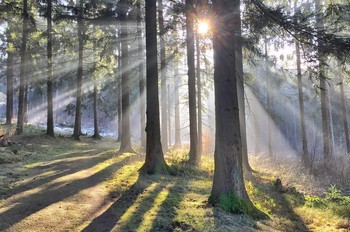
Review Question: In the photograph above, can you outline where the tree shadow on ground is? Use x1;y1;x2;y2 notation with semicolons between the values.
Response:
82;174;155;232
0;153;137;231
250;174;310;232
0;148;116;200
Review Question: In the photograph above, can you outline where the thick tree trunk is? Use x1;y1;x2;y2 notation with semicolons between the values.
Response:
5;35;14;125
119;0;134;153
47;0;55;137
16;0;29;135
73;0;84;140
186;0;199;165
209;0;262;218
295;40;308;164
137;0;146;149
140;0;168;174
340;81;350;154
196;33;203;156
157;0;168;153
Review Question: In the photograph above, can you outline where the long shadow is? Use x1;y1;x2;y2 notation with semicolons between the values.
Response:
0;149;115;200
251;174;310;231
147;180;190;232
0;154;135;231
82;174;154;232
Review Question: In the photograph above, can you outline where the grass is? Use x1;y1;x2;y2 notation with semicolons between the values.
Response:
1;125;350;231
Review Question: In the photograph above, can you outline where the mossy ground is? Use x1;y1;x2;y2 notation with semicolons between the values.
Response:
0;126;349;231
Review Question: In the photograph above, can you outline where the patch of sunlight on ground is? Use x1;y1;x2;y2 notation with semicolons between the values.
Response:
136;185;171;231
114;182;160;230
25;153;97;169
295;206;349;231
50;153;134;187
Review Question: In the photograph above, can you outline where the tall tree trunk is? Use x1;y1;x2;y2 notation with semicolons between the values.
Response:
16;0;29;135
236;31;252;173
315;0;332;167
137;0;146;149
140;0;168;174
254;86;261;154
157;0;168;153
92;77;101;139
116;39;122;142
5;29;14;125
73;0;84;140
196;33;203;156
264;40;273;158
340;80;350;154
209;0;264;218
47;0;55;137
168;84;172;146
296;40;308;164
174;50;182;148
186;0;199;165
119;0;134;153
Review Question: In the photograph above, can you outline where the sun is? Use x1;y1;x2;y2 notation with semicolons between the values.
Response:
197;21;210;35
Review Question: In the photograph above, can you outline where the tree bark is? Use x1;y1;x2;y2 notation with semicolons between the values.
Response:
186;0;199;165
92;77;101;139
118;0;134;153
209;0;261;217
264;40;273;159
137;0;146;149
315;0;332;166
47;0;55;137
157;0;168;153
295;40;308;164
73;0;84;140
116;38;122;142
5;28;14;125
340;80;350;154
140;0;168;174
174;49;182;148
16;0;29;135
196;33;203;157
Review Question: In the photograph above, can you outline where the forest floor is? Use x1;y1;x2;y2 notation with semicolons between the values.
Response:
0;128;350;231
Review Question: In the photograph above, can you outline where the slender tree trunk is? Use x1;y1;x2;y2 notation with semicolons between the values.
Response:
254;86;261;154
186;0;199;165
209;0;264;219
16;0;29;135
236;30;252;173
137;0;146;149
295;41;308;164
92;77;101;139
157;0;168;153
5;33;14;125
117;39;122;142
315;0;332;167
264;40;273;158
140;0;168;174
47;0;55;137
196;33;203;156
174;52;182;148
168;84;172;146
340;80;350;154
73;0;84;140
119;0;134;153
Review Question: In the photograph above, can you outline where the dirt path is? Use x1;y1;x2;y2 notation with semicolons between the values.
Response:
0;135;143;232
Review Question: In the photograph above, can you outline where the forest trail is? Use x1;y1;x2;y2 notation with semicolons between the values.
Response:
0;135;349;231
